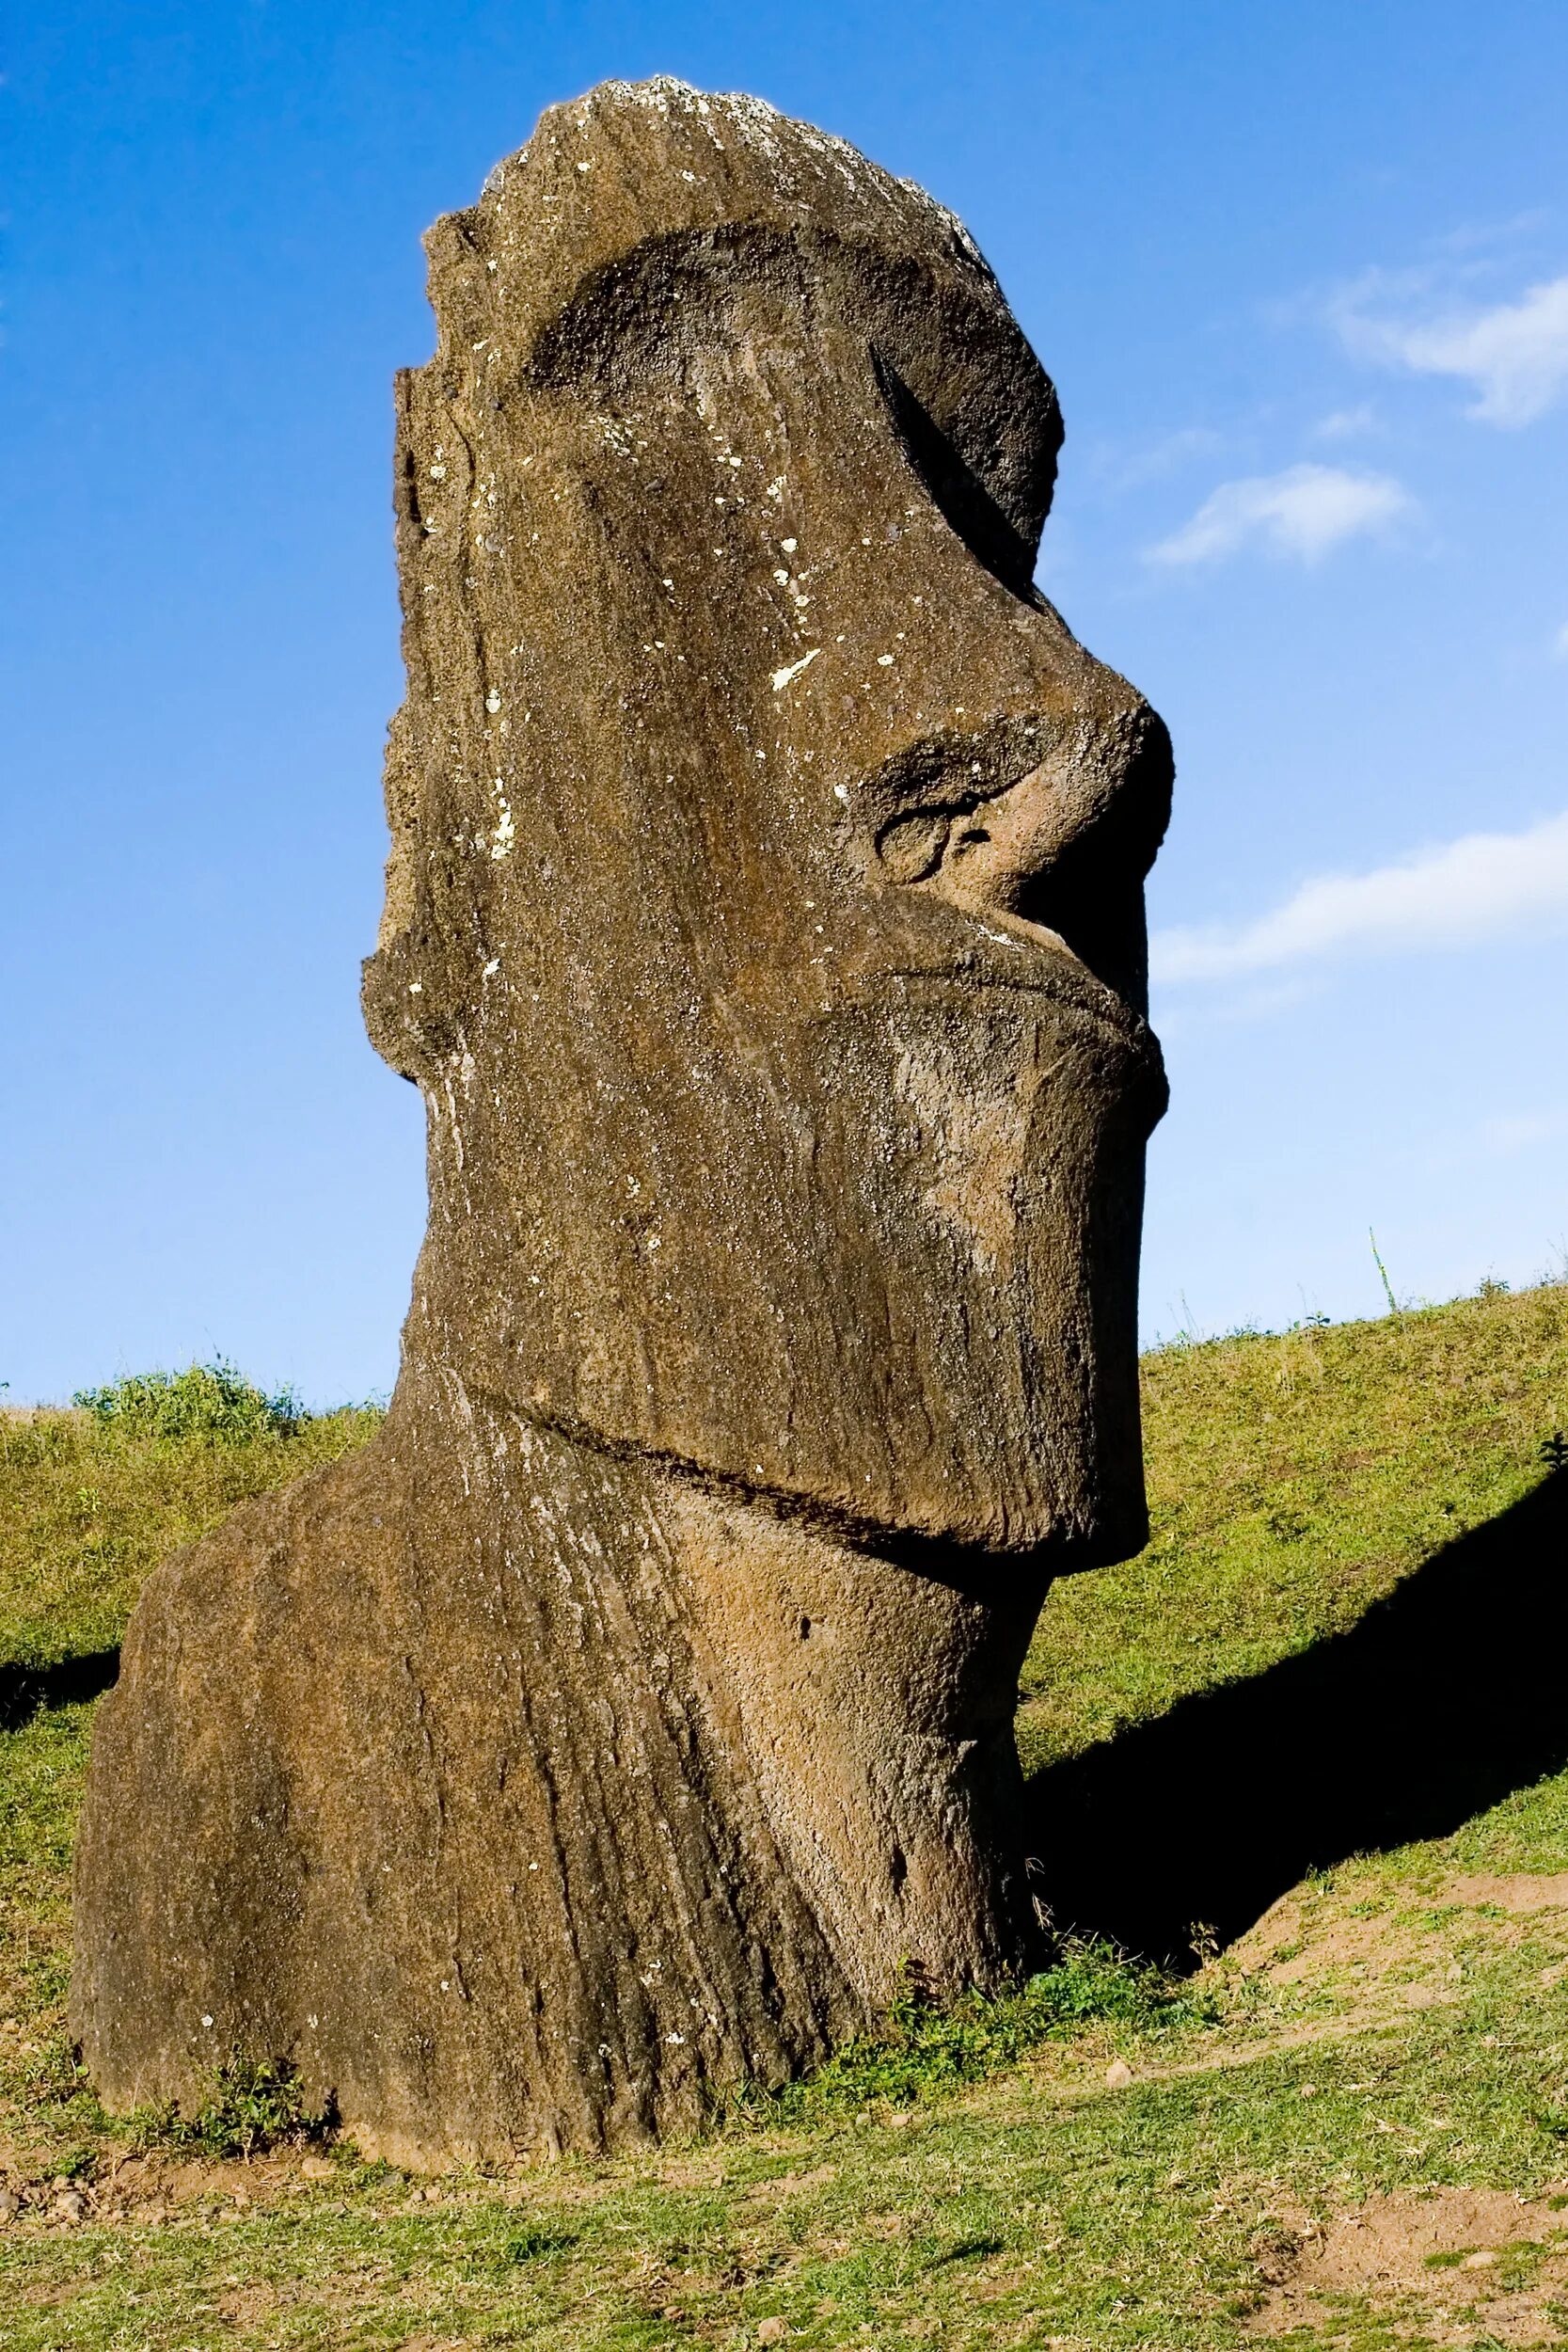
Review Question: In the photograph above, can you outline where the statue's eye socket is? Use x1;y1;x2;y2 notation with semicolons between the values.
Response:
876;809;952;885
871;347;1041;606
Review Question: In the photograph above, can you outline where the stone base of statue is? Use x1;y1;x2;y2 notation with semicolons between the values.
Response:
72;1363;1045;2164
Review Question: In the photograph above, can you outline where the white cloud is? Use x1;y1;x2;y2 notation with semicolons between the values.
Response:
1554;619;1568;662
1152;809;1568;985
1311;403;1380;441
1145;464;1414;567
1336;272;1568;426
1479;1108;1568;1156
1091;423;1224;491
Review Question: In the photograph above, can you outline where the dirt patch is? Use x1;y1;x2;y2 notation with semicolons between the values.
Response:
745;2164;839;2202
0;2146;347;2233
1229;1872;1568;1994
1443;1875;1568;1914
1250;2185;1568;2344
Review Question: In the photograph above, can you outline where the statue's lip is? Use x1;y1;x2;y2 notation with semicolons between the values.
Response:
847;937;1158;1061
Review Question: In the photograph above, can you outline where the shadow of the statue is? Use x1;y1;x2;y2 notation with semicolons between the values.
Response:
1026;1467;1568;1966
0;1650;120;1732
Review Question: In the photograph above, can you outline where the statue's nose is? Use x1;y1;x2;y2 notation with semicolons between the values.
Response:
922;689;1172;1012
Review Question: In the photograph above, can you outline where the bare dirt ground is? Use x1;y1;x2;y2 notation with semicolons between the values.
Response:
1249;2185;1568;2344
1218;1868;1568;2022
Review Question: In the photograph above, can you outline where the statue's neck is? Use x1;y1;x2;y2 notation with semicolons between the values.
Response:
388;1356;1050;2001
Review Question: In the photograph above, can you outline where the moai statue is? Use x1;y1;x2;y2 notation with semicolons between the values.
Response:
73;79;1170;2166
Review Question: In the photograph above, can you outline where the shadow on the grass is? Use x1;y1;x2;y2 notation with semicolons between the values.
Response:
1026;1468;1568;1965
0;1650;120;1731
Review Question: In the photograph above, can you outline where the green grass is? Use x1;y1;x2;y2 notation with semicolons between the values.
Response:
1019;1279;1568;1770
0;1375;375;1676
1;1296;1566;2348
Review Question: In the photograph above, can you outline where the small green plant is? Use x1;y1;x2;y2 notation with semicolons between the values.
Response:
735;1944;1215;2124
1369;1228;1399;1318
150;2055;333;2159
499;2227;578;2263
73;1360;300;1445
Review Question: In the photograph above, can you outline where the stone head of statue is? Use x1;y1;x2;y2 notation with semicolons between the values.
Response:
363;78;1171;1565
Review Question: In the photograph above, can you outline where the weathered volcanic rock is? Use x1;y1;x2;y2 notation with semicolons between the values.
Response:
72;77;1171;2165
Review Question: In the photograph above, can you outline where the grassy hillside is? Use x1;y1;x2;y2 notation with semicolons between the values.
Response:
1;1286;1566;2348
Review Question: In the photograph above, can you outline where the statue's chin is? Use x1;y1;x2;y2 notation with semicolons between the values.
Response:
399;945;1160;1559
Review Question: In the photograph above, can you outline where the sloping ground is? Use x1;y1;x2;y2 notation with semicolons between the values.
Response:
0;1282;1565;2347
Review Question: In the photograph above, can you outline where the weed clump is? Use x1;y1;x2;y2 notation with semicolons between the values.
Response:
147;2055;334;2160
72;1360;301;1446
739;1942;1215;2123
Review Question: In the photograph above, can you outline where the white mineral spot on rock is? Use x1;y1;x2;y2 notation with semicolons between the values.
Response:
770;649;820;691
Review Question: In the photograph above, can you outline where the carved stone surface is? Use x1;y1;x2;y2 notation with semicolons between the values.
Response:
72;77;1171;2165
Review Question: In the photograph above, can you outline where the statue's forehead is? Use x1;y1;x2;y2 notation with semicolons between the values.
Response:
416;84;1061;571
433;78;1002;350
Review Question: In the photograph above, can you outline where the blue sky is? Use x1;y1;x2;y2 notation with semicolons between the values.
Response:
5;0;1566;1403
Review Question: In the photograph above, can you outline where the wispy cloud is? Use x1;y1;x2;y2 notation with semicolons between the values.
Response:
1153;810;1568;984
1478;1108;1568;1156
1089;423;1225;492
1146;464;1415;567
1554;619;1568;662
1334;270;1568;426
1310;403;1380;442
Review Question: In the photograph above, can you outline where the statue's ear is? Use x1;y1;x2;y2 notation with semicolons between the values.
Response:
362;370;488;1089
362;704;429;1086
